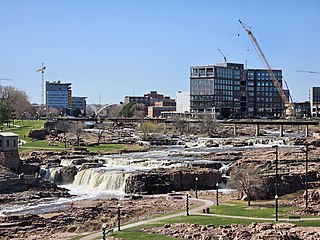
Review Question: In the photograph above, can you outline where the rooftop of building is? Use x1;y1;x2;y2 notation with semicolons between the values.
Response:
0;132;18;137
190;62;281;71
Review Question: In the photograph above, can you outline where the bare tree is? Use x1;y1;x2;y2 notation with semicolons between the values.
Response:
200;114;220;137
172;115;188;135
132;103;146;118
55;121;71;148
95;123;106;145
228;163;266;206
70;122;85;145
0;86;33;117
109;104;123;118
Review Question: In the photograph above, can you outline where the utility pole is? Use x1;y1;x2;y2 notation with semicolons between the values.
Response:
36;63;46;118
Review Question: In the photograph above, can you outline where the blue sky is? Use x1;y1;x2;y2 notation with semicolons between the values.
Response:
0;0;319;104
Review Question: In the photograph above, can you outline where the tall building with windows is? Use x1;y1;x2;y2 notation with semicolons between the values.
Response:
46;81;71;114
190;62;284;118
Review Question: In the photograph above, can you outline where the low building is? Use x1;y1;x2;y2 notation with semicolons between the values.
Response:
125;91;176;116
294;101;311;118
0;132;20;172
71;96;87;116
148;105;176;118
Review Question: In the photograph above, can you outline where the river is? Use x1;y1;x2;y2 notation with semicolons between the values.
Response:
0;137;298;216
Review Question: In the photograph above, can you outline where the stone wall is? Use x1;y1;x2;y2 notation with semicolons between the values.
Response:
0;175;40;194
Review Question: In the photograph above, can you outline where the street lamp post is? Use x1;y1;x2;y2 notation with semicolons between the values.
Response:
117;204;121;231
272;145;279;197
275;195;279;221
186;192;189;216
195;177;198;199
216;182;219;206
102;223;107;240
305;143;309;209
272;145;279;221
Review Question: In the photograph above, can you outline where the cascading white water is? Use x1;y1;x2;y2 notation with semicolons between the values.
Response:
39;167;62;183
73;168;130;192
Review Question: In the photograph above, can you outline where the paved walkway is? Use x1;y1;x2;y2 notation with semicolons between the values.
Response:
79;197;320;240
79;197;213;240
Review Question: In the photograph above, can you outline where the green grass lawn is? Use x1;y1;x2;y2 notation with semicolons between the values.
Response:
113;215;320;240
210;200;301;218
112;201;320;240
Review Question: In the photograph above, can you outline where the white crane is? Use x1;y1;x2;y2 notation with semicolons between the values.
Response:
36;63;46;115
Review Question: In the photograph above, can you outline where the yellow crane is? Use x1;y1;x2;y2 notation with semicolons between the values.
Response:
239;20;294;117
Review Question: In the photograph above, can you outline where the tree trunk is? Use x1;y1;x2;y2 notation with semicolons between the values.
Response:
64;135;67;148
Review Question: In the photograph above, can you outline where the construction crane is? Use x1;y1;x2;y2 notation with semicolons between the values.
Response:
296;70;320;74
36;63;46;115
239;19;294;117
218;49;228;63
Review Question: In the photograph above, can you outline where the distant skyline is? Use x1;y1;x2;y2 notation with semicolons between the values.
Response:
0;0;319;104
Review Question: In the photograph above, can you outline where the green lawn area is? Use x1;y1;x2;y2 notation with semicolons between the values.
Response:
112;201;320;240
210;200;300;218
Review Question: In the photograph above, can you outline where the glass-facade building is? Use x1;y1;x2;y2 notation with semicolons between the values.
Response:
46;81;72;114
190;62;284;118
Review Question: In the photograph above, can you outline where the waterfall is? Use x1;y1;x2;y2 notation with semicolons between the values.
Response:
219;163;232;178
73;168;130;192
39;167;62;183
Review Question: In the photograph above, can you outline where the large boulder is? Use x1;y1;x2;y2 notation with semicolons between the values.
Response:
60;166;78;184
28;129;47;140
125;169;221;194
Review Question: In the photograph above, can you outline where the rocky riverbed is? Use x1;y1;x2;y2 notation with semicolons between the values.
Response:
147;222;320;240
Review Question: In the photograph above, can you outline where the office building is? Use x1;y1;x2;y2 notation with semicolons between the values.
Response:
46;81;71;114
71;97;87;116
190;62;284;118
294;101;311;118
310;87;320;117
46;80;87;116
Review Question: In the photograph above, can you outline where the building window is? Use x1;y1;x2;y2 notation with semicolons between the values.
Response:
13;139;16;148
7;140;9;148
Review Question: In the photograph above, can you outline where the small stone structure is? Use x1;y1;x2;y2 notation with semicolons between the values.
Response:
0;132;20;172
